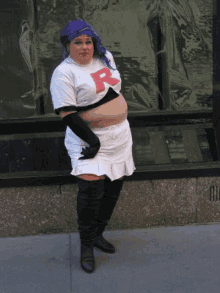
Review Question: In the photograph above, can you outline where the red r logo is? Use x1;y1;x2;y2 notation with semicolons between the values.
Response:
91;68;120;93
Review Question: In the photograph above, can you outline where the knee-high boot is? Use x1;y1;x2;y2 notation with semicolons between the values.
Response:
76;177;105;273
93;177;125;253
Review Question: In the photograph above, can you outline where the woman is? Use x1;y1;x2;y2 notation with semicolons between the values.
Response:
50;19;136;274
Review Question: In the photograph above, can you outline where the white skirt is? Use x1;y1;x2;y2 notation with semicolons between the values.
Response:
64;118;136;181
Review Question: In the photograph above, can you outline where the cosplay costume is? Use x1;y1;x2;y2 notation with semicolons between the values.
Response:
50;50;136;181
50;19;136;273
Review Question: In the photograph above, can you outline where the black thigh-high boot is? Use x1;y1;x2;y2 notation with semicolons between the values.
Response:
76;177;105;273
93;177;125;253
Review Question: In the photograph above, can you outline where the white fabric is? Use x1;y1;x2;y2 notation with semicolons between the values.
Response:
64;118;136;181
50;50;135;181
50;50;121;111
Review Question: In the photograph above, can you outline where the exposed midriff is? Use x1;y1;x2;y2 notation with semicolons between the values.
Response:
78;93;128;128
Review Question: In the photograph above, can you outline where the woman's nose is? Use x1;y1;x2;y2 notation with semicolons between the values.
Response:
82;43;88;49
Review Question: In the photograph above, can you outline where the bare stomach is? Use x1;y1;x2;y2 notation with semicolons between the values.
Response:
78;93;128;128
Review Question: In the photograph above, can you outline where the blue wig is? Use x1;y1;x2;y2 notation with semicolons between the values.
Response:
59;19;117;70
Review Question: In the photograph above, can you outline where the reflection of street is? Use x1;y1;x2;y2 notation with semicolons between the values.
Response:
0;6;34;119
83;0;212;112
19;21;33;73
154;0;212;110
130;84;158;110
127;75;162;111
20;90;35;109
19;20;36;110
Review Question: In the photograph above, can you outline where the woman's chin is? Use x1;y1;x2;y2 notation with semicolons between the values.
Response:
79;57;93;64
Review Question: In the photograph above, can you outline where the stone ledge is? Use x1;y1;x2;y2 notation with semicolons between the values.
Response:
0;177;220;237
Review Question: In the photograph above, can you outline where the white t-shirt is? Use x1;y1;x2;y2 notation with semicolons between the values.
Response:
50;50;122;115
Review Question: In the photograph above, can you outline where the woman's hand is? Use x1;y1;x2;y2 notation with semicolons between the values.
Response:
79;140;101;160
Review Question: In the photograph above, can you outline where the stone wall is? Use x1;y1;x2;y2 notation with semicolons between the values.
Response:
1;177;220;238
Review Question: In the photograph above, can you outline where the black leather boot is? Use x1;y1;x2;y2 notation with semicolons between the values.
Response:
93;177;125;253
76;177;106;273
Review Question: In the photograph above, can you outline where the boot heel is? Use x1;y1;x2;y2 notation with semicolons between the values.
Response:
80;242;95;273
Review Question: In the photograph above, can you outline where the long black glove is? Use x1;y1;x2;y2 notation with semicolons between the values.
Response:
62;113;100;160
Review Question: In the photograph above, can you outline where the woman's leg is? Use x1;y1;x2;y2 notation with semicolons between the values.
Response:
77;174;124;181
76;175;106;273
76;177;106;246
77;174;106;181
95;176;125;238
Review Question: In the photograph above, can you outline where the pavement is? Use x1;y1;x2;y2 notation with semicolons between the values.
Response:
1;222;220;293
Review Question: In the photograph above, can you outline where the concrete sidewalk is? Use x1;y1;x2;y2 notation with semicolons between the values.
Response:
1;222;220;293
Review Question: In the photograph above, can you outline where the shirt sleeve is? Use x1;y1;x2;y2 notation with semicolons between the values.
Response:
50;69;78;115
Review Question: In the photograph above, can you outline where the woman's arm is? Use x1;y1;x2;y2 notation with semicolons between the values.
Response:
60;110;77;119
60;110;92;128
61;111;101;160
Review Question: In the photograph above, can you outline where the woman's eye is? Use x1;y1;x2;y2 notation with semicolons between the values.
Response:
74;41;92;45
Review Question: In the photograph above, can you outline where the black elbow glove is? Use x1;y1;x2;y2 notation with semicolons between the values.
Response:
62;113;101;160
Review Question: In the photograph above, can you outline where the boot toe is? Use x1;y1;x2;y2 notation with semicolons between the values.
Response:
94;236;116;253
81;260;95;273
81;243;96;273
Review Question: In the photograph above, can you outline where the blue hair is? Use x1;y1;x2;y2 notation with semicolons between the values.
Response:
59;19;117;70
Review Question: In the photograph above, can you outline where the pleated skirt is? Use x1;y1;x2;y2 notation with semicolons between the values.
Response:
64;118;136;181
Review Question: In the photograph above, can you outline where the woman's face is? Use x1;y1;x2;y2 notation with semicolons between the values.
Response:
67;35;94;65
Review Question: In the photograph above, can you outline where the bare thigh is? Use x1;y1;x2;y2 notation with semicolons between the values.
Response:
77;174;124;181
76;174;106;181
